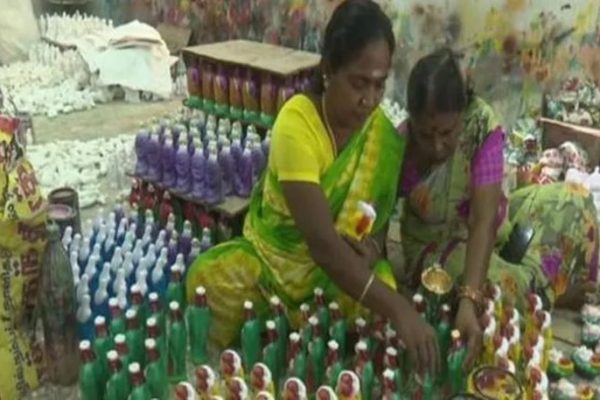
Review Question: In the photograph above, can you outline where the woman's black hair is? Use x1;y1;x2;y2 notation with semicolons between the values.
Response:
406;47;474;116
313;0;395;94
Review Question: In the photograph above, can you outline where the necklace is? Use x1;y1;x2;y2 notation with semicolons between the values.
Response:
321;94;338;157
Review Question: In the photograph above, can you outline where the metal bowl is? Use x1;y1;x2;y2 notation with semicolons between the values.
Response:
421;263;454;296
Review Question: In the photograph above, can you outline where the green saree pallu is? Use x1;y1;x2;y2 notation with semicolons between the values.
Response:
186;107;406;347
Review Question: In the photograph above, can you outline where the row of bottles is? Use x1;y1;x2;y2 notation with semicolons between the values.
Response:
135;109;269;204
79;291;210;400
186;58;310;126
181;288;470;400
61;204;213;341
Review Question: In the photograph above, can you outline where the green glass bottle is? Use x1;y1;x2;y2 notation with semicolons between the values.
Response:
263;320;280;386
383;347;402;393
308;316;326;389
382;369;401;400
436;304;452;385
125;309;144;366
299;303;312;354
421;372;434;400
188;286;211;365
354;340;374;400
313;288;330;337
148;292;166;334
412;293;427;321
145;338;169;400
326;340;343;389
130;285;148;331
355;317;373;355
146;316;167;375
241;300;261;371
270;296;289;371
109;298;126;337
105;350;129;400
166;266;185;308
167;301;188;383
114;334;131;378
287;332;307;382
128;362;152;400
328;302;347;360
78;340;100;400
448;329;467;393
93;316;113;397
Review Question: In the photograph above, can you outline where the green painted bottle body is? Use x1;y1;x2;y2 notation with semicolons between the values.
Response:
145;339;169;400
105;350;129;400
167;301;188;383
188;286;211;365
241;301;262;371
78;341;100;400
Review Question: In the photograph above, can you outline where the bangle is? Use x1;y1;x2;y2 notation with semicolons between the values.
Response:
359;273;376;303
456;285;484;313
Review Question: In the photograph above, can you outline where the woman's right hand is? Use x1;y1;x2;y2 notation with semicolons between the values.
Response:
391;302;440;377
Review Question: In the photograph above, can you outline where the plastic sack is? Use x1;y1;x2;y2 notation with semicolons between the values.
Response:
0;115;47;399
0;0;39;65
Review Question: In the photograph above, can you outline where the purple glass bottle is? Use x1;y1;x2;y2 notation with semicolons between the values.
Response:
175;147;192;195
146;134;162;182
250;142;266;183
236;148;254;198
231;138;243;169
161;137;177;189
190;145;206;201
134;128;150;176
219;144;236;196
204;150;224;205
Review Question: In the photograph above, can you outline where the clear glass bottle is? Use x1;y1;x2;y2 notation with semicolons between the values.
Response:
40;223;79;385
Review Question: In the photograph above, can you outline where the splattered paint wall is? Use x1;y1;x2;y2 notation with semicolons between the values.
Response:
132;0;600;122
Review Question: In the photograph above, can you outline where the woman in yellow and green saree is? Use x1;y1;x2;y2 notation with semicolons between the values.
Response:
186;0;441;375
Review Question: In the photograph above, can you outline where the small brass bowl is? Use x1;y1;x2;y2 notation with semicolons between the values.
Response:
421;263;453;296
471;366;523;400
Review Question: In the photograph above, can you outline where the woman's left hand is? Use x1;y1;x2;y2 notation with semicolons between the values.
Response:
454;299;482;370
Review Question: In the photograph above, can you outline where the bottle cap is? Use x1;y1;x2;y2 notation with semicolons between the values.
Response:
79;340;91;351
128;362;141;374
269;296;281;306
169;301;180;312
266;320;276;330
107;350;119;361
145;338;157;349
115;334;126;344
386;347;398;357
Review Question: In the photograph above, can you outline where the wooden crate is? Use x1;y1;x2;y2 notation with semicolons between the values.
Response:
183;39;320;76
